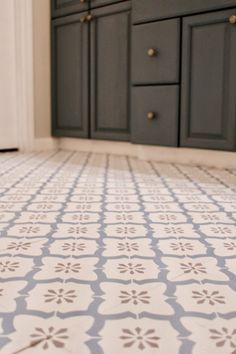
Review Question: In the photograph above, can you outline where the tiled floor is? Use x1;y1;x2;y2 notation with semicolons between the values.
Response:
0;150;236;354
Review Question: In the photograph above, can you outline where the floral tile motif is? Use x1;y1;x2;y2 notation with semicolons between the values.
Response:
14;212;59;223
200;224;236;238
26;282;94;313
187;212;234;224
7;224;51;238
176;194;212;203
26;203;63;212
162;257;229;282
102;238;155;258
181;318;236;354
0;203;26;211
144;203;183;212
209;239;236;257
157;239;207;256
103;258;159;281
151;223;199;239
61;212;100;223
0;257;34;278
0;151;236;354
183;203;220;212
105;203;141;212
107;188;136;195
65;202;102;212
104;224;147;238
0;238;46;256
148;212;188;223
34;257;98;281
52;223;100;239
70;195;102;202
104;212;146;224
32;194;67;203
49;239;98;256
142;195;174;202
1;315;93;354
175;283;236;314
99;318;180;354
98;282;173;315
0;194;32;202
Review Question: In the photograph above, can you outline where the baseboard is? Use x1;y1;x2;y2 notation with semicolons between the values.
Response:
58;138;236;170
59;138;137;157
34;137;59;151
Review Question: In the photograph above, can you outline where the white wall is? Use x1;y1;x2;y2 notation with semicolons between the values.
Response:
0;0;18;149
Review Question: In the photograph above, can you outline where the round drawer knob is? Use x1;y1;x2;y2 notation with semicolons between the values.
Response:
86;14;93;22
80;15;87;23
80;0;86;3
229;15;236;24
147;112;155;120
147;48;157;57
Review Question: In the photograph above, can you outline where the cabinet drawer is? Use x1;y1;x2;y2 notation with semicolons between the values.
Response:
132;19;180;85
131;86;179;146
51;0;88;18
90;0;127;9
133;0;236;24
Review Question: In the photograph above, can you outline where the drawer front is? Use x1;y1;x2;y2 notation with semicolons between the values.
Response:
132;19;180;85
51;0;88;18
90;0;126;8
131;86;179;146
133;0;236;23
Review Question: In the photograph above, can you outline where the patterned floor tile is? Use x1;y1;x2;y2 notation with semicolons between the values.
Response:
0;151;236;353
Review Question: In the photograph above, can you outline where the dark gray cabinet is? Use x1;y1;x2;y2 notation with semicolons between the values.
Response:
52;13;89;137
51;0;236;151
90;2;131;140
132;19;180;85
132;86;179;146
51;0;88;18
90;0;124;8
52;1;131;141
181;9;236;150
133;0;236;24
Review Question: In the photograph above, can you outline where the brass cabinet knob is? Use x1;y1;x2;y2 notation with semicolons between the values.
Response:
80;0;86;3
86;14;93;22
147;48;157;57
80;15;87;23
80;14;93;23
229;15;236;24
147;112;155;120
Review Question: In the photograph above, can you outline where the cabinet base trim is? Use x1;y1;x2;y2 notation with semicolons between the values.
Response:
57;138;236;169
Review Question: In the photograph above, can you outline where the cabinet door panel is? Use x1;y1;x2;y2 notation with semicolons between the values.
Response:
90;2;131;141
181;9;236;150
51;0;88;18
52;13;89;137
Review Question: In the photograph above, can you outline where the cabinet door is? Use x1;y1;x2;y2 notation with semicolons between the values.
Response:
52;13;89;138
51;0;88;18
181;9;236;150
90;2;131;141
